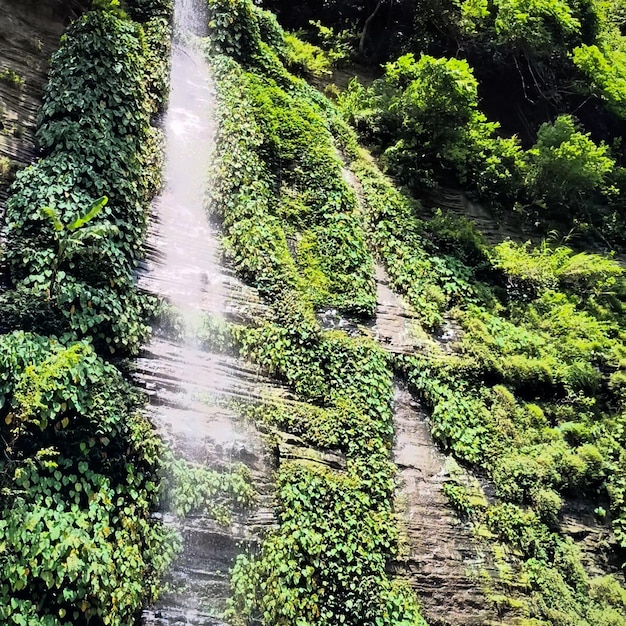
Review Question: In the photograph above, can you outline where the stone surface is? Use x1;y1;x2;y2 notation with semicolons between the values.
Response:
0;0;69;209
371;264;426;354
390;383;502;626
276;430;347;471
421;186;534;247
338;157;503;623
560;498;624;579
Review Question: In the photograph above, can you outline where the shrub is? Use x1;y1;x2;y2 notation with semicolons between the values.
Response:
0;332;177;625
124;0;173;21
523;115;616;212
284;33;332;77
572;44;626;118
492;0;581;54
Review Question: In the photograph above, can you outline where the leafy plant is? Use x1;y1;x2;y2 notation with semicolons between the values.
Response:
1;9;168;354
40;196;116;298
523;115;616;212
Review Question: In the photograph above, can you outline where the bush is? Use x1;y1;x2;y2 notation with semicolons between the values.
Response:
523;115;616;212
124;0;173;22
0;332;177;625
284;33;332;77
492;0;581;54
572;43;626;118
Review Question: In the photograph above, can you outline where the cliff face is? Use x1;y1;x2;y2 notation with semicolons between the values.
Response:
0;0;69;210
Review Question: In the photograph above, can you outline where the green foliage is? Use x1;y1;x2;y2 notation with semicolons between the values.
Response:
492;240;624;300
334;46;626;618
209;51;375;316
337;2;626;232
572;42;626;118
0;332;178;625
141;17;173;113
124;0;173;22
162;459;255;521
454;0;584;53
90;0;127;17
0;10;168;354
0;5;175;623
336;141;488;329
284;33;332;77
442;459;626;623
206;6;425;622
40;196;117;297
340;53;525;206
0;68;24;88
229;463;425;626
308;19;355;66
524;115;616;212
491;0;581;53
219;311;423;624
207;0;266;63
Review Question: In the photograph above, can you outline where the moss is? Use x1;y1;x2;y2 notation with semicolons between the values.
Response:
0;68;24;88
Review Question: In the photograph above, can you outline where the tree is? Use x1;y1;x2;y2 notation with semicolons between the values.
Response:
524;115;615;210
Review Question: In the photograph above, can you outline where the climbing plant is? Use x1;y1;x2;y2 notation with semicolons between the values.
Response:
0;0;177;623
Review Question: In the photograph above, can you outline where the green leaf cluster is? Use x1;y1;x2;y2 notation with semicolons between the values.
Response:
208;50;375;316
0;9;168;355
330;102;626;619
0;332;179;625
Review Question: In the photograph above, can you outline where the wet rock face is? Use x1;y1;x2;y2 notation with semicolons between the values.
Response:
134;9;278;621
0;0;69;209
372;264;425;354
365;258;501;623
561;498;624;579
390;384;501;626
422;186;534;246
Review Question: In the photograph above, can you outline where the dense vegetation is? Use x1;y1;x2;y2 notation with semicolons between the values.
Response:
203;1;426;623
259;0;626;624
344;136;626;622
0;1;180;624
201;0;626;623
2;0;626;623
265;0;626;246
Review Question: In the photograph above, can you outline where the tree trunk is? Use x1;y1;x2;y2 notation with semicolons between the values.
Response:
359;0;385;56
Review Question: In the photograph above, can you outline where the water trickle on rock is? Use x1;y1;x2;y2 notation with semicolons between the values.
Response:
136;1;274;623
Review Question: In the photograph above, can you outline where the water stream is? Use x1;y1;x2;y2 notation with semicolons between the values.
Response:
135;1;273;623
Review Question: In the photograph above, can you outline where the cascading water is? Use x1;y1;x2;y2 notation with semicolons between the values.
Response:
136;1;275;623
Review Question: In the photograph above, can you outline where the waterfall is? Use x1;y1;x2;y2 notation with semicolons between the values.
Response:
136;1;274;623
140;1;222;327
